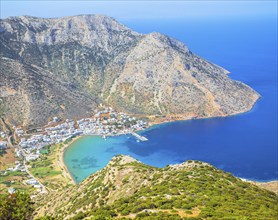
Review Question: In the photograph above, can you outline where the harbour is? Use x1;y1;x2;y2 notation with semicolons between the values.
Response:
131;132;148;141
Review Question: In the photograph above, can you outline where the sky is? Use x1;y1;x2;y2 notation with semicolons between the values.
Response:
0;1;277;21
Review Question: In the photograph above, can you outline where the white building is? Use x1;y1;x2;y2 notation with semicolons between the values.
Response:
8;188;16;194
26;154;39;161
26;179;38;185
0;141;7;149
0;132;6;138
15;128;24;136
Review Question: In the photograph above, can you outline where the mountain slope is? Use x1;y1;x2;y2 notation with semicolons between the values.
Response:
34;155;278;220
103;32;258;116
0;57;98;127
0;15;259;128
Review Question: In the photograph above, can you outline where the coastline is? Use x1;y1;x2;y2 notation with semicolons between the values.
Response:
60;135;277;192
58;136;82;185
241;179;278;194
147;96;261;127
60;96;269;186
58;134;112;184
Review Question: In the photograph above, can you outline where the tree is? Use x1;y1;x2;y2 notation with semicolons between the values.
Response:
0;192;34;220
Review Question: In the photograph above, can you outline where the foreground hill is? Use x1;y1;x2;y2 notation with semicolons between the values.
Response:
0;15;259;128
34;155;278;220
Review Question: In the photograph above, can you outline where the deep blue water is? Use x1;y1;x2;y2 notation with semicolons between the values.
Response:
64;17;277;183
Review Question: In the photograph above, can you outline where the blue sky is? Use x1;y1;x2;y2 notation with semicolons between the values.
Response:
1;1;277;21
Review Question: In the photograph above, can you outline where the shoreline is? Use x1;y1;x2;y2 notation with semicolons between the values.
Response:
147;96;261;127
61;137;277;188
61;134;277;188
58;136;82;184
60;97;275;186
58;133;132;184
241;179;278;194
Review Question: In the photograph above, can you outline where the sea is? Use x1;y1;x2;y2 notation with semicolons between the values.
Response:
64;16;278;183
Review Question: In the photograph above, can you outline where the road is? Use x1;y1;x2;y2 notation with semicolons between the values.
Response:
23;158;48;193
7;131;48;194
1;117;48;194
7;135;13;148
15;143;48;193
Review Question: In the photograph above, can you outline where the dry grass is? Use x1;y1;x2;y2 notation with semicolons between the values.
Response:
253;181;278;194
118;207;200;219
0;148;16;170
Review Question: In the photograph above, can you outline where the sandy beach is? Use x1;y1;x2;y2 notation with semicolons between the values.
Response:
57;136;82;185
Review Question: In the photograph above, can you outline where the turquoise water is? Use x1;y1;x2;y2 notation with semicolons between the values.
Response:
64;135;132;182
64;17;277;183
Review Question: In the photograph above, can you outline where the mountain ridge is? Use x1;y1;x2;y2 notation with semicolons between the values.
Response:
0;14;259;128
34;155;278;220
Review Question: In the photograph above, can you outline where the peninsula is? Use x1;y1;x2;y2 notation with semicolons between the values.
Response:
0;15;259;130
1;14;276;220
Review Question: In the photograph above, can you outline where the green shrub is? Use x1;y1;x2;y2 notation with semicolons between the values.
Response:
0;192;34;220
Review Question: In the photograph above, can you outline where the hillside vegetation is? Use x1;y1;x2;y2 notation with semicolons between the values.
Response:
0;192;34;220
33;155;278;220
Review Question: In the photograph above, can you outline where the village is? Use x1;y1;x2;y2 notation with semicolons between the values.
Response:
0;106;148;195
17;106;147;154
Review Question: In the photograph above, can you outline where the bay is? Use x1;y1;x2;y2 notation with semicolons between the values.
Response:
64;16;277;183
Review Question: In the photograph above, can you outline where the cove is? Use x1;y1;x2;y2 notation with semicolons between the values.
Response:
64;17;277;183
64;106;277;183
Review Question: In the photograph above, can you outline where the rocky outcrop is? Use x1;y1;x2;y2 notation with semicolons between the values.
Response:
0;15;260;128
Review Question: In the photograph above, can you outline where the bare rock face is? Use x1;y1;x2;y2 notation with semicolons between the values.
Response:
103;31;259;117
0;57;97;127
0;15;259;128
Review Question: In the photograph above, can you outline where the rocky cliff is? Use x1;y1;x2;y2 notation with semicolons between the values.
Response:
0;15;260;128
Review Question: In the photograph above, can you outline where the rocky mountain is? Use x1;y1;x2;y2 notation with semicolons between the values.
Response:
0;57;97;127
34;155;278;219
0;15;260;128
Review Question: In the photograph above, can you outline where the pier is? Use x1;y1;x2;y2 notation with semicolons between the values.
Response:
131;132;148;141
